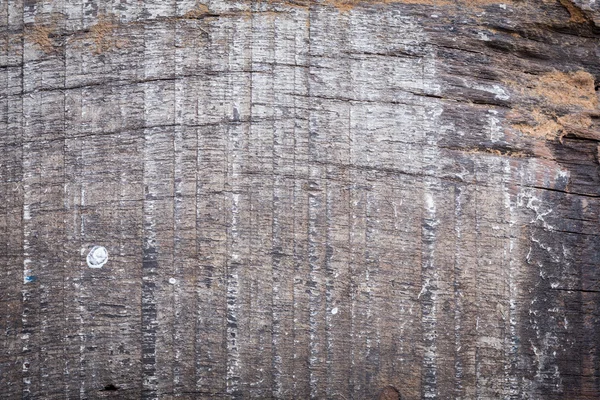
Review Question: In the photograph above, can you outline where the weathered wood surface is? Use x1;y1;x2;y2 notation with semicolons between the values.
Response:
1;0;599;398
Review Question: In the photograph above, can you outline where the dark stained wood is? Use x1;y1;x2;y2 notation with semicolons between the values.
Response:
1;0;599;398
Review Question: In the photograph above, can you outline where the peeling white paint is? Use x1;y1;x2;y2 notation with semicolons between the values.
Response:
488;111;502;142
556;169;569;180
478;32;491;41
491;85;510;100
425;193;436;214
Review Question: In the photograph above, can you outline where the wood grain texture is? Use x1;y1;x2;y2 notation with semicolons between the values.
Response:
1;0;599;398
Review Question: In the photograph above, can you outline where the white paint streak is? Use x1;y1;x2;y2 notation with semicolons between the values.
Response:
488;110;502;142
425;193;436;214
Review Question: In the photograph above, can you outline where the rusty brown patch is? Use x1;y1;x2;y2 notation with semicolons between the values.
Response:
558;0;588;23
507;70;598;141
89;17;120;54
183;3;211;18
532;70;597;110
557;113;593;130
510;109;563;140
26;25;54;53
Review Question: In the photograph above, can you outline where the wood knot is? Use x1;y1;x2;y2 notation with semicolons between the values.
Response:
378;386;400;400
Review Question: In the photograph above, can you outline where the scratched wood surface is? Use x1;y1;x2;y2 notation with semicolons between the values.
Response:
1;0;599;399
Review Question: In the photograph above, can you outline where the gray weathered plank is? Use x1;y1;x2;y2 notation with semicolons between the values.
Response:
1;0;599;399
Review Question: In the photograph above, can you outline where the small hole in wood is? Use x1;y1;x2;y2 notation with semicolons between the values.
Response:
101;384;119;391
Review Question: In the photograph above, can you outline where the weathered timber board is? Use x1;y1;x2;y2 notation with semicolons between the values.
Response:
1;0;599;399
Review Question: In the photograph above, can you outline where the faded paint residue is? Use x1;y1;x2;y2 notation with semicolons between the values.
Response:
267;0;516;12
510;109;596;142
87;246;109;268
325;0;520;11
488;110;503;142
510;109;563;140
324;0;447;11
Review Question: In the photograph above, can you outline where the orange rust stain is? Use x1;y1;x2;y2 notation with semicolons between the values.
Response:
89;17;119;54
510;109;563;140
183;3;210;18
511;109;597;142
26;25;54;53
557;113;593;130
558;0;587;23
88;16;131;53
532;70;597;110
507;70;598;141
